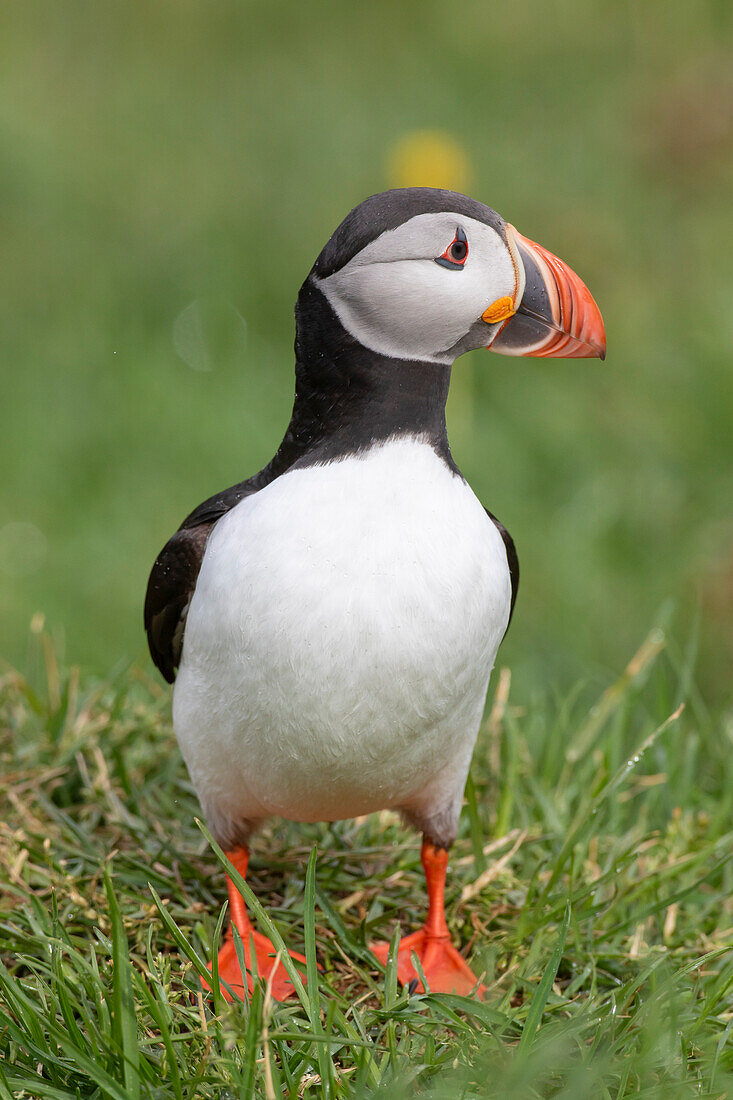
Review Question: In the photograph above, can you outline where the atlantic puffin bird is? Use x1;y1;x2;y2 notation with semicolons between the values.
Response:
145;188;605;1001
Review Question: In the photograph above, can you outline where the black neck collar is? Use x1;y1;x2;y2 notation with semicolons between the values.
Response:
265;278;457;476
179;279;459;531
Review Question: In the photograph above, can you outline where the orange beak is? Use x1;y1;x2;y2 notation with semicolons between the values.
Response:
488;227;606;360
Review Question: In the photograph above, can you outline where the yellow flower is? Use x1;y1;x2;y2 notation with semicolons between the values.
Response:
386;130;471;192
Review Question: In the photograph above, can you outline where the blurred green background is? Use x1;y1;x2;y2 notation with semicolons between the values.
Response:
2;1;732;704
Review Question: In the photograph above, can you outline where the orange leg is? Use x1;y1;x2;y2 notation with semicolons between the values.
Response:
370;841;486;998
201;847;306;1002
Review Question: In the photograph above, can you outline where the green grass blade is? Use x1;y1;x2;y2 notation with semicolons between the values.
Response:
105;868;141;1100
4;1079;83;1100
384;926;401;1010
518;902;570;1053
135;974;184;1100
464;773;487;874
0;1063;14;1100
207;890;229;1014
314;884;377;965
304;845;334;1097
148;884;211;983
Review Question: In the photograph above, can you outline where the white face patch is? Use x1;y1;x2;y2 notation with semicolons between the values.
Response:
316;212;518;364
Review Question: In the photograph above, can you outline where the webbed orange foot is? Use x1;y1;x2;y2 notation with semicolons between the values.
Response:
201;846;306;1002
370;840;485;998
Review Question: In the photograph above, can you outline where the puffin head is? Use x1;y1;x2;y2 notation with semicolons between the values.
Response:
308;188;605;367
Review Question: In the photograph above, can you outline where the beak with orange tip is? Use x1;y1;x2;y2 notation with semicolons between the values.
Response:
488;226;606;360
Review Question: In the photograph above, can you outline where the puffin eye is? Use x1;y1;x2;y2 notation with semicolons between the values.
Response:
435;227;468;270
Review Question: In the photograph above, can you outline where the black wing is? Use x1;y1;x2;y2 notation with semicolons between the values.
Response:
145;422;304;683
144;478;260;683
485;509;519;632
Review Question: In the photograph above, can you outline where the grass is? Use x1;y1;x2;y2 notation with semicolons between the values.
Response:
1;625;732;1097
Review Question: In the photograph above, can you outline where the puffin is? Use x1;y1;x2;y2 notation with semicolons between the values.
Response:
144;188;605;1001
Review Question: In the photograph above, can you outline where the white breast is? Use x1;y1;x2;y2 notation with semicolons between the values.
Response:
173;438;511;841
